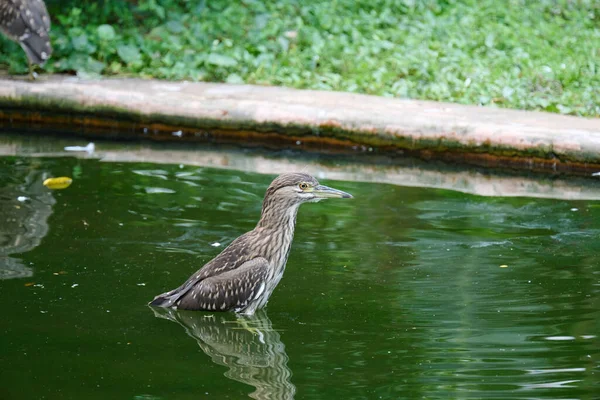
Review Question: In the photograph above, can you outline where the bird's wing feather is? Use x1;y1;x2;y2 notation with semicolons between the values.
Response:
149;232;260;308
170;257;271;311
2;0;52;64
150;257;269;310
13;0;51;32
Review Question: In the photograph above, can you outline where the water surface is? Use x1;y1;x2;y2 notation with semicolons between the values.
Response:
1;155;599;399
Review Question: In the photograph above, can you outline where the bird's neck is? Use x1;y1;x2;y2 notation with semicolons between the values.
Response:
256;199;300;233
255;201;299;283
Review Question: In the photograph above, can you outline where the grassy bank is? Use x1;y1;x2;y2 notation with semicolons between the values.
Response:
1;0;598;117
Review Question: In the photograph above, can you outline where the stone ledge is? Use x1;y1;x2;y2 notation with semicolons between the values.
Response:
1;76;599;175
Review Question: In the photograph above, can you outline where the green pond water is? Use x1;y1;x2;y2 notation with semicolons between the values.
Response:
1;155;599;400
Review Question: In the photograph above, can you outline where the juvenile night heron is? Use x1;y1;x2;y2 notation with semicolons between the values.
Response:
150;172;352;315
0;0;52;79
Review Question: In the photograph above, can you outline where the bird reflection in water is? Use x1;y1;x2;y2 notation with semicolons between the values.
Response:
151;307;296;400
0;167;55;279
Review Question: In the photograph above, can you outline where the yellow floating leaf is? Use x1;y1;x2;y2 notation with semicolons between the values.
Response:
24;282;35;287
43;177;73;190
499;264;509;268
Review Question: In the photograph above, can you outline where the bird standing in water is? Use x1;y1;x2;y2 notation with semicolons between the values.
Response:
150;172;352;315
0;0;52;79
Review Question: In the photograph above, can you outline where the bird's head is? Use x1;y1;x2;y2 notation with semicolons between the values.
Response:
264;172;353;205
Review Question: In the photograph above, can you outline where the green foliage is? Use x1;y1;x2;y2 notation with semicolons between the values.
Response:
0;0;598;116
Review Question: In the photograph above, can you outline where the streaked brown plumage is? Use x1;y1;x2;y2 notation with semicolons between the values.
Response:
0;0;52;78
150;172;352;315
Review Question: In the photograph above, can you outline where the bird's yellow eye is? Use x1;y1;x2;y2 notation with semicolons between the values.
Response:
299;182;309;190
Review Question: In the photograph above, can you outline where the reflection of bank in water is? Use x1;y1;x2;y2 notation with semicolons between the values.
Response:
0;166;55;279
152;307;296;400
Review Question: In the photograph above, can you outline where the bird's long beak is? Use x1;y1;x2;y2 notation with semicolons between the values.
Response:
312;184;353;199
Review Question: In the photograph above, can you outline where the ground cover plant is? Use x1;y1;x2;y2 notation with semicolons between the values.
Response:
1;0;598;116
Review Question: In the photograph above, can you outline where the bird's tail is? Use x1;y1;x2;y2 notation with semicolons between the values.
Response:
20;34;52;65
149;295;167;307
149;286;189;308
149;292;175;308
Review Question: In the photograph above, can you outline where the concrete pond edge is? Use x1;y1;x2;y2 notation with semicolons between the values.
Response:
1;76;599;176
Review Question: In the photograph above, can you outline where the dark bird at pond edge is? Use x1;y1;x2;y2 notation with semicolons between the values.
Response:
0;0;52;79
150;172;353;315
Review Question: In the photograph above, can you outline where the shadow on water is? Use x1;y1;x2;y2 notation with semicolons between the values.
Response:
151;307;296;400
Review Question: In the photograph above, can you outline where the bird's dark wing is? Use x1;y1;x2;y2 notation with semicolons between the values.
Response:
150;257;270;311
2;0;52;64
149;232;258;307
17;0;50;31
193;232;258;279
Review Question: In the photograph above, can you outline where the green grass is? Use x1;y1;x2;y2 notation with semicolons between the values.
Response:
1;0;599;117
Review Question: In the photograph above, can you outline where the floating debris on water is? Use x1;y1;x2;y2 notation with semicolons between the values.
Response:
137;283;146;286
65;142;95;154
71;284;79;288
17;196;29;202
172;130;183;137
43;177;73;190
211;242;221;247
499;264;508;268
545;336;576;341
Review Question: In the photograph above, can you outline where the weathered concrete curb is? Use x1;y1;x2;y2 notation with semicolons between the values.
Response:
1;76;599;174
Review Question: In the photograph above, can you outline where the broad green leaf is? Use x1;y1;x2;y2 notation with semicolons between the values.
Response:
207;54;237;67
117;45;142;64
71;34;90;52
97;25;116;41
